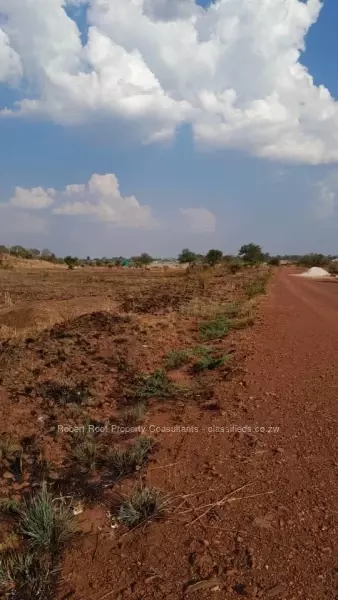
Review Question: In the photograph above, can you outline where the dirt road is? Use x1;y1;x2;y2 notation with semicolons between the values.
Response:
234;269;338;598
59;269;337;600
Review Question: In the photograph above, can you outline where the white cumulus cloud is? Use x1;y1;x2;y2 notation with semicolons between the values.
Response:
1;0;338;163
53;173;157;228
9;187;56;209
2;173;157;229
180;207;216;233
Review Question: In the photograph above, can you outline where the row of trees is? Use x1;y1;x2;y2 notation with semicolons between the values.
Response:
1;243;337;269
178;243;267;266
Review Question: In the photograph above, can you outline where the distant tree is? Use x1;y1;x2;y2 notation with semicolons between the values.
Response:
41;248;52;258
29;248;41;258
268;257;280;266
132;253;153;266
0;245;8;254
10;245;32;259
298;253;328;267
238;243;264;264
205;249;223;266
178;248;197;264
64;255;78;268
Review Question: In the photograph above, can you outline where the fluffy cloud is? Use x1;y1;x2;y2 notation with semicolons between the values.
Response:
180;207;216;233
53;173;157;228
9;187;55;209
2;173;157;229
1;0;338;163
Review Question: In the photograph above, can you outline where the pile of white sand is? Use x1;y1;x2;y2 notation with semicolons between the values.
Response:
299;267;330;278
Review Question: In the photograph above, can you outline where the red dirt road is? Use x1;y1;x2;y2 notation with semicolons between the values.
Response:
59;269;338;600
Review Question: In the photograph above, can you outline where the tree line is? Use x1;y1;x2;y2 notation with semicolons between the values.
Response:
1;243;337;270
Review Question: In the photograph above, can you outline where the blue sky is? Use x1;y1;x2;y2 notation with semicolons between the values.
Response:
0;0;338;257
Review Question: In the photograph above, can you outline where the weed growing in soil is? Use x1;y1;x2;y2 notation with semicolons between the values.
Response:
18;485;75;552
0;498;19;514
134;369;177;399
118;486;167;528
199;314;230;341
72;438;98;470
165;349;190;370
118;403;145;426
192;347;230;372
0;550;55;598
108;437;154;479
40;379;90;406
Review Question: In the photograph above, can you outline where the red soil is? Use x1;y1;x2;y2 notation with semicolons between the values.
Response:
57;270;337;599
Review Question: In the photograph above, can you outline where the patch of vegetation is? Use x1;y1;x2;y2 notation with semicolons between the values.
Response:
230;316;255;330
0;487;75;599
164;349;190;370
328;262;338;275
244;275;269;299
0;498;19;514
134;369;177;399
0;549;55;598
71;437;98;470
107;437;154;479
118;403;146;426
192;347;230;373
40;380;90;405
118;486;167;529
18;485;75;552
199;314;230;341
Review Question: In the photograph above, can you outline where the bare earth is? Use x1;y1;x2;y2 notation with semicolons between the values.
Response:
0;267;337;599
58;269;338;600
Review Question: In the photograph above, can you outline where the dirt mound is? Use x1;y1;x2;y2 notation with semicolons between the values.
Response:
298;266;330;278
0;296;119;336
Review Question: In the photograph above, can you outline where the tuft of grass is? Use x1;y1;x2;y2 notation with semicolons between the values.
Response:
18;485;75;552
118;403;146;426
107;437;154;478
244;275;269;299
118;486;167;529
0;498;20;514
164;349;190;370
191;346;230;372
0;549;55;597
71;438;98;470
199;314;230;341
134;369;177;399
230;316;255;330
40;379;90;406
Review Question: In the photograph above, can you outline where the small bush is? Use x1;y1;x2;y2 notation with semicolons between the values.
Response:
118;486;167;528
328;262;338;275
200;315;230;341
0;550;54;597
192;347;229;372
134;370;177;399
108;437;154;478
40;380;90;405
229;261;241;274
268;257;280;266
245;275;268;299
118;403;145;426
164;349;190;370
18;485;75;552
72;438;98;470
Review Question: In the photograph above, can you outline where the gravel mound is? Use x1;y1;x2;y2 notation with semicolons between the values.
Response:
299;267;330;278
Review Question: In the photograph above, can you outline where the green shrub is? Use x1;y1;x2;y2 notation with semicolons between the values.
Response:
108;437;154;478
200;315;230;341
118;486;167;528
164;349;190;370
134;370;177;399
18;485;75;552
